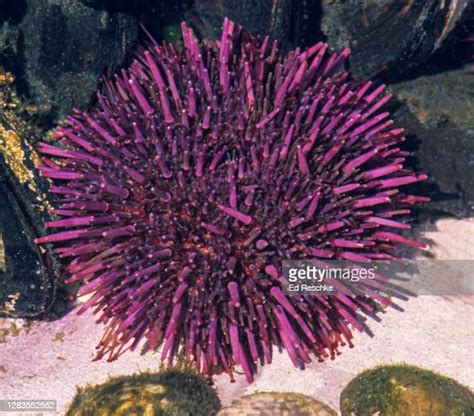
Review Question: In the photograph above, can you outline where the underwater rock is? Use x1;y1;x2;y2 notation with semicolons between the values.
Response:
0;72;59;317
66;370;221;416
218;392;336;416
320;0;470;81
0;0;138;124
77;0;164;41
391;68;474;217
340;364;474;416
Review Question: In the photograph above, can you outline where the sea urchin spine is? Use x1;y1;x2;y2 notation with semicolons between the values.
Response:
35;19;428;383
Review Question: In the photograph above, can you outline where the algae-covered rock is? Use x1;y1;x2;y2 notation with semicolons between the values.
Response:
218;392;336;416
66;369;221;416
340;364;474;416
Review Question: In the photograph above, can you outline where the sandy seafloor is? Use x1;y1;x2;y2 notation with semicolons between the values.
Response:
0;218;473;415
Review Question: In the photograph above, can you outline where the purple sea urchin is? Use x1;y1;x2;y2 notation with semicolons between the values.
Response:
35;19;428;383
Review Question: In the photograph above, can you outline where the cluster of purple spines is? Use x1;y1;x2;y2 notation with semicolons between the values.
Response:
36;19;428;383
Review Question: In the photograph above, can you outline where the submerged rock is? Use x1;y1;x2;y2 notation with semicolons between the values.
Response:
218;392;336;416
340;364;474;416
66;370;221;416
0;0;138;124
391;68;474;217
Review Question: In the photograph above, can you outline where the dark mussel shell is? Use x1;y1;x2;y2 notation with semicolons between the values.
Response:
321;0;470;80
180;0;319;48
79;0;469;80
0;169;57;317
0;75;59;317
78;0;320;48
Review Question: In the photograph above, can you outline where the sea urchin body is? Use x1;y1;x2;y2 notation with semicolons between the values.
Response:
35;19;428;383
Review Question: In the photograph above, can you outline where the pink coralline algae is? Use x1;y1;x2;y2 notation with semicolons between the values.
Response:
35;19;429;383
